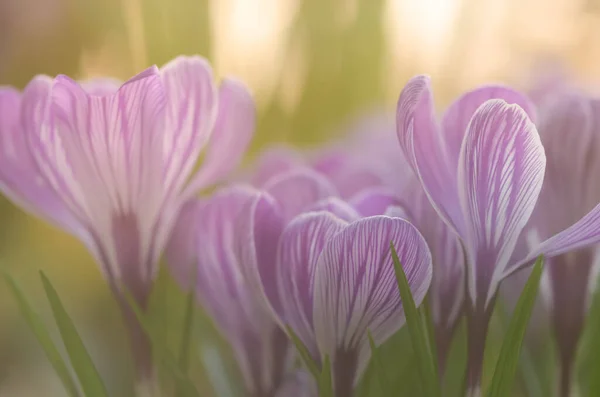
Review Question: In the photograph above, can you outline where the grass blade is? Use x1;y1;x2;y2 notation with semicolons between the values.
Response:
367;329;391;394
286;325;320;379
122;289;200;397
319;355;333;397
390;242;441;397
487;256;544;397
3;273;80;397
40;271;108;397
175;286;197;396
582;269;600;395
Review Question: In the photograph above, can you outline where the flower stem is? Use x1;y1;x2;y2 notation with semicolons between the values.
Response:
465;299;495;397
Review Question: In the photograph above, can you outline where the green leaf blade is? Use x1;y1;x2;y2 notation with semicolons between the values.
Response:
286;325;320;379
487;256;544;397
390;242;441;397
40;271;108;397
3;273;80;397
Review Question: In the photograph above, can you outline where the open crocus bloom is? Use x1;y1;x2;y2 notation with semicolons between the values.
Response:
0;56;255;379
530;90;600;394
167;186;312;397
238;192;432;396
396;75;600;394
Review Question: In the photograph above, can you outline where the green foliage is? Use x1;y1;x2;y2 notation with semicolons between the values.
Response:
487;256;544;397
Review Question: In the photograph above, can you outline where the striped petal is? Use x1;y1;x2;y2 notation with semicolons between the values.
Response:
441;85;536;170
396;75;465;237
184;78;255;198
264;168;338;222
160;56;218;199
29;67;167;282
458;99;545;308
277;212;348;360
313;216;432;380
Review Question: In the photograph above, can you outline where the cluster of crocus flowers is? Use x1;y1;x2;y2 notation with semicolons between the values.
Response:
4;52;600;397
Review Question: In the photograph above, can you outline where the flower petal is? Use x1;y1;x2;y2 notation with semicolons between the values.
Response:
277;212;348;359
183;77;255;197
160;56;218;199
349;187;400;216
30;67;167;280
191;186;290;394
396;75;465;237
264;168;338;222
165;198;204;290
313;216;432;376
236;191;286;321
441;85;536;170
275;370;317;397
457;99;545;307
250;145;306;187
306;197;360;222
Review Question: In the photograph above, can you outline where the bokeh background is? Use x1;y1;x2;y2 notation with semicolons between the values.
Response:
1;0;600;395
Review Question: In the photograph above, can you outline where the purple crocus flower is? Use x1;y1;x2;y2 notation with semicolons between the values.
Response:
396;75;600;395
237;193;432;396
0;56;255;380
530;90;600;395
167;186;313;397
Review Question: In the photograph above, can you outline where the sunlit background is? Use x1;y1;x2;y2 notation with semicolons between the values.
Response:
1;0;600;395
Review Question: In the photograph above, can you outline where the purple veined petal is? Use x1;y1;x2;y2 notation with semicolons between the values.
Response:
29;66;167;282
441;85;536;171
277;212;348;360
306;197;360;222
190;186;290;395
250;145;306;187
349;187;400;217
183;77;256;199
313;216;432;385
80;78;122;96
160;56;219;200
236;191;287;322
164;199;205;290
264;167;339;222
396;75;465;238
457;99;545;308
506;201;600;277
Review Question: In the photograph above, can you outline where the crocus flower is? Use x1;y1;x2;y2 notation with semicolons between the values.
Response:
167;186;313;397
530;91;600;396
238;192;432;396
396;75;600;395
0;56;255;381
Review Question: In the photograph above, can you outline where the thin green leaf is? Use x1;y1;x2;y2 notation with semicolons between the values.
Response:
487;256;544;397
122;289;200;397
40;271;108;397
390;242;441;397
175;283;197;397
319;355;333;397
286;325;320;379
367;329;390;394
584;269;600;395
3;273;80;397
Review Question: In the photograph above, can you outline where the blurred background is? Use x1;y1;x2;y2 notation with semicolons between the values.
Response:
1;0;600;395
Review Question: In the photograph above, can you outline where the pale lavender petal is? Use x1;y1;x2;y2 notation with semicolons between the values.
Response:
349;187;400;217
264;168;338;222
313;216;432;379
192;186;290;394
184;77;255;197
236;191;286;321
457;99;545;307
277;212;347;360
275;370;318;397
80;78;121;96
160;56;218;199
441;85;536;169
306;197;360;222
384;205;409;219
250;145;305;187
396;75;465;237
30;67;167;281
165;199;204;290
